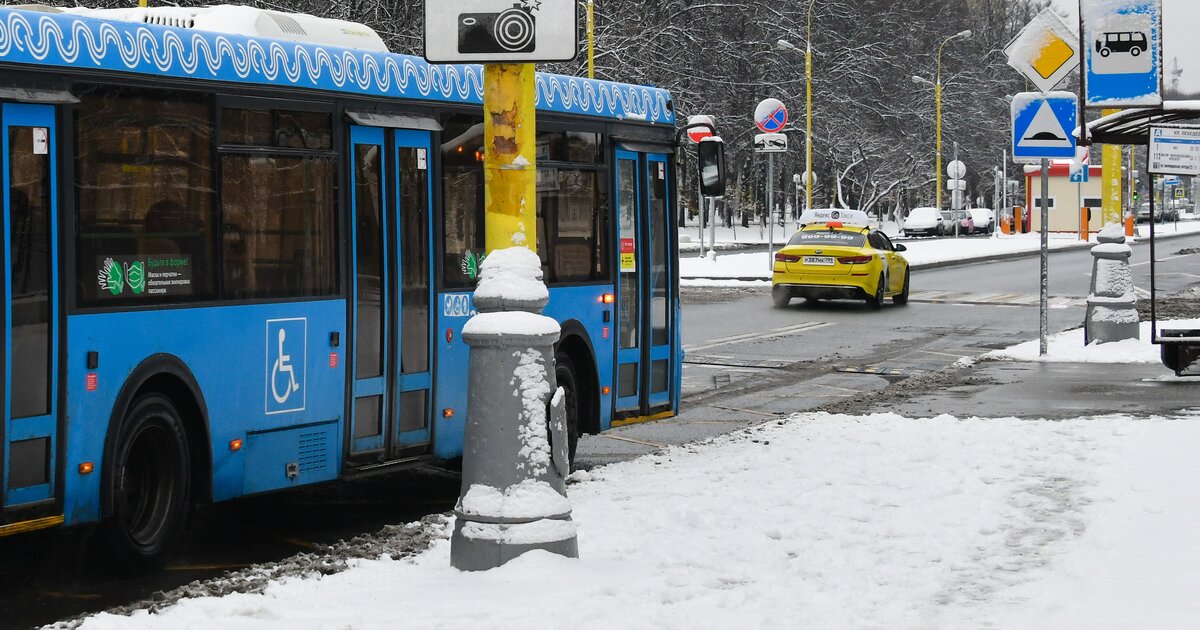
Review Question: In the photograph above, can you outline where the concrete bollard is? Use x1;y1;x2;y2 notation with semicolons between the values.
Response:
450;247;578;571
1085;224;1140;344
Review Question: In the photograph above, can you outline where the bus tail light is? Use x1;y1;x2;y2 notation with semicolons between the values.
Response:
602;293;615;304
78;462;94;475
774;253;801;263
837;255;874;265
443;408;455;418
229;439;243;452
601;386;611;395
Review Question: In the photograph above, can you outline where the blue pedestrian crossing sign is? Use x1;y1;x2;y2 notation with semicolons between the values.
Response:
1011;91;1077;163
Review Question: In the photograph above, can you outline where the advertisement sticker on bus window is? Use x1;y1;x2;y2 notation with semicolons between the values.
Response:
657;162;665;180
536;167;559;192
32;128;48;155
266;318;306;415
417;148;427;170
620;237;636;272
96;255;192;298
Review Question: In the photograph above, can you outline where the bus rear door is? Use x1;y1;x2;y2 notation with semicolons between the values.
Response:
2;103;60;520
614;149;676;418
347;124;436;465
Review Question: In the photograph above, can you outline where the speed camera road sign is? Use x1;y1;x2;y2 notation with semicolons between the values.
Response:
424;0;578;63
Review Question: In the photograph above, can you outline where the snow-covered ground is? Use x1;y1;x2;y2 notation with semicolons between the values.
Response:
985;319;1200;364
679;220;1200;282
78;411;1200;629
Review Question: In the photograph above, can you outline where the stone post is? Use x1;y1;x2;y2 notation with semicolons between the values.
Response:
450;247;577;571
1085;224;1140;344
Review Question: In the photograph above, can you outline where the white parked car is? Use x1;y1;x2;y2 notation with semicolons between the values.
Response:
966;208;995;234
903;207;945;237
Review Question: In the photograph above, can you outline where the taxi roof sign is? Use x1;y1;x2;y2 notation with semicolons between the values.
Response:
1004;8;1080;93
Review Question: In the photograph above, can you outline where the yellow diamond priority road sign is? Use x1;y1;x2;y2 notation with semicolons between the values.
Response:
1005;8;1080;93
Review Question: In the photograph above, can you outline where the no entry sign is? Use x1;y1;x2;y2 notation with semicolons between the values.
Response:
687;114;715;143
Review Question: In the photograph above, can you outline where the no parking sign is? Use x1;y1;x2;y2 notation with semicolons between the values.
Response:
754;98;788;133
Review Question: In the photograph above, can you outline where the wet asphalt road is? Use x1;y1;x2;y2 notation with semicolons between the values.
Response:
6;231;1200;628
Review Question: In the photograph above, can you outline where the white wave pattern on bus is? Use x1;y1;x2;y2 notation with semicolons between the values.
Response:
0;9;674;125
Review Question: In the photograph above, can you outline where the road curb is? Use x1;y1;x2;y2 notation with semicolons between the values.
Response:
682;229;1200;282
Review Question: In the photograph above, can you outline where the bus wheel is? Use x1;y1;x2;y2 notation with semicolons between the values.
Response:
102;394;191;573
553;350;581;469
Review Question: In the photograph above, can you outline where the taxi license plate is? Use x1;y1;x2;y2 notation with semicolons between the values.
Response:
803;256;835;266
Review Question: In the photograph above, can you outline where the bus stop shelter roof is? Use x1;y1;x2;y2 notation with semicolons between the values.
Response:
1080;102;1200;146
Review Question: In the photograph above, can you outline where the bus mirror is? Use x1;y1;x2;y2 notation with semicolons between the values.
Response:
697;138;725;197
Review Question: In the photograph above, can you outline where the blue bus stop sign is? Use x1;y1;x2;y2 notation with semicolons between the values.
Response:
1083;0;1162;107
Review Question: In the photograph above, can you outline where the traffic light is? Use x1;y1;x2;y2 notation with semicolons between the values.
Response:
1134;190;1140;202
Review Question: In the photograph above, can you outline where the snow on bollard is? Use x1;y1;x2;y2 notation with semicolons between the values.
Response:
451;247;578;571
1085;224;1139;345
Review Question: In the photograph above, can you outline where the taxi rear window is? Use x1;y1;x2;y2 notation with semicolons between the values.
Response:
787;231;866;247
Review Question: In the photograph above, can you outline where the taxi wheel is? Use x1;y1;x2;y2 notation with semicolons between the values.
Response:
772;286;792;308
868;275;886;310
893;271;910;305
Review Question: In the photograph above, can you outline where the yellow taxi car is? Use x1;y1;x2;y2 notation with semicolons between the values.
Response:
772;218;910;309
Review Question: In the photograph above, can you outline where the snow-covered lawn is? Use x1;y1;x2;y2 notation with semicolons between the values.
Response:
985;319;1200;364
679;220;1200;283
80;413;1200;629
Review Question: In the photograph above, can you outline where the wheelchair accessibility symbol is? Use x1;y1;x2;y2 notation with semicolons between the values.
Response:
266;318;306;414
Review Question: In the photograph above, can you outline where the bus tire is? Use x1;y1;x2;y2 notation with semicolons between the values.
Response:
101;393;191;573
553;350;581;469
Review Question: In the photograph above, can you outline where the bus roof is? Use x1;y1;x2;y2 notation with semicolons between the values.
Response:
0;5;675;126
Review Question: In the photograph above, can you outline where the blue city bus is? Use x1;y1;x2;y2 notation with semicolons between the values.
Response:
0;5;682;569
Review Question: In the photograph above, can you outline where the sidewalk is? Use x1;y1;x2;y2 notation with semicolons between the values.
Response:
679;220;1200;283
70;318;1200;628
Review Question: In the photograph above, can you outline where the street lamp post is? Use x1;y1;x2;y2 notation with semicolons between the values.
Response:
776;0;817;217
912;30;971;212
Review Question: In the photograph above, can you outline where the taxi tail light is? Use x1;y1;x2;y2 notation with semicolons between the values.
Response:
774;253;801;263
837;255;874;264
825;221;844;228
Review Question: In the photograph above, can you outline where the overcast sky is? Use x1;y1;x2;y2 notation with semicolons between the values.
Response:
1047;0;1200;98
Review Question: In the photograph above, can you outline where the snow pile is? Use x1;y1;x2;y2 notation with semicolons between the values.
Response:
472;246;548;305
76;412;1200;629
510;349;553;476
984;319;1200;363
459;479;570;520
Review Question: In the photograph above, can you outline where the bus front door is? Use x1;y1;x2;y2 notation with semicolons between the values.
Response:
347;126;435;465
1;103;60;514
614;149;676;418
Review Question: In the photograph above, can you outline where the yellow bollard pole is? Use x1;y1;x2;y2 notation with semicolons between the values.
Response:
483;63;537;254
1101;108;1123;227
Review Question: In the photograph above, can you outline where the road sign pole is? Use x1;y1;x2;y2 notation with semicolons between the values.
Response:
709;196;716;255
698;170;706;258
1002;149;1007;237
1040;157;1050;356
767;153;775;272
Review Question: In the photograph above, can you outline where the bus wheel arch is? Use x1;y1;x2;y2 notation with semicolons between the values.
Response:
554;322;601;453
100;355;212;569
